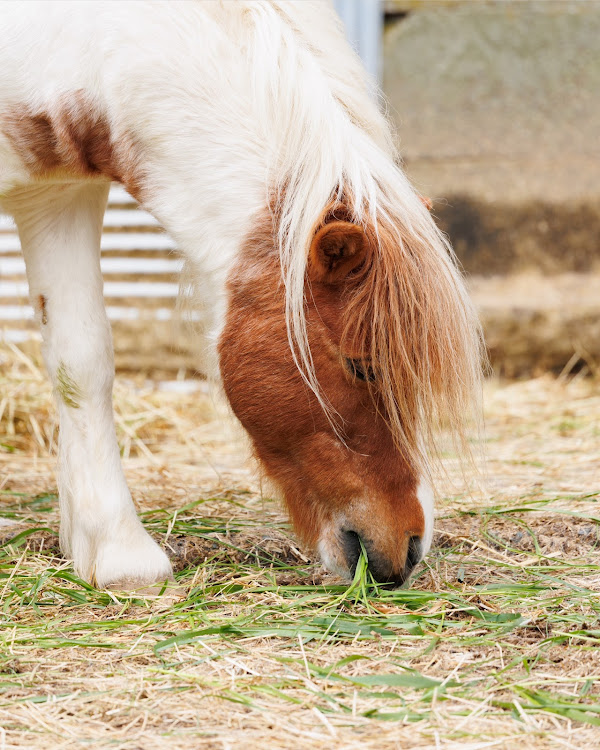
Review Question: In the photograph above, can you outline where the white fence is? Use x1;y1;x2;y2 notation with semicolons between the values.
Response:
0;187;192;373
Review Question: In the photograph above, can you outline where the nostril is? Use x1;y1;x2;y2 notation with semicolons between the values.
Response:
406;535;422;573
339;532;422;586
342;529;362;575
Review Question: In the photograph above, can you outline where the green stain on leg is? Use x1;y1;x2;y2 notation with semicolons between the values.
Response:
56;362;82;409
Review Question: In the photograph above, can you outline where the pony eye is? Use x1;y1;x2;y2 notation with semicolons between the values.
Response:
345;358;376;382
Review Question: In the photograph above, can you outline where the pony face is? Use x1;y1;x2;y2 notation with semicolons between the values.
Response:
219;209;432;585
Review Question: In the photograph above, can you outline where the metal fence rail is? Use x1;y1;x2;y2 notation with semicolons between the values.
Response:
0;187;180;344
0;188;194;374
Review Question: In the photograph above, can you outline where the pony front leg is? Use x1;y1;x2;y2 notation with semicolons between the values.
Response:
9;183;172;589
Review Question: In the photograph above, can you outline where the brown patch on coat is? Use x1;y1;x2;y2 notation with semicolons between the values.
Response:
2;91;144;201
219;206;424;581
37;295;47;326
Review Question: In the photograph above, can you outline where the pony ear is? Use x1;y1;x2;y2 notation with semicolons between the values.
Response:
307;221;367;284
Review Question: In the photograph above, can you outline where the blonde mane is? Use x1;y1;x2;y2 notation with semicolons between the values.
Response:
242;1;483;474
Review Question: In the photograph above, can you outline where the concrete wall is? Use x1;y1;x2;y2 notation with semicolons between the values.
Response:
383;0;600;205
382;1;600;375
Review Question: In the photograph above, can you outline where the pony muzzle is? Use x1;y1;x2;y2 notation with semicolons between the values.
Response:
343;529;422;586
319;524;424;587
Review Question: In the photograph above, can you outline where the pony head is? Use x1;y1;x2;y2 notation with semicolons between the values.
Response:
219;193;481;585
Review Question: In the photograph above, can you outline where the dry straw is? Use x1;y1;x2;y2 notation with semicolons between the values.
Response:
1;340;599;749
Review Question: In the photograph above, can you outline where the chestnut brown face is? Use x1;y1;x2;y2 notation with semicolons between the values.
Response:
219;211;432;585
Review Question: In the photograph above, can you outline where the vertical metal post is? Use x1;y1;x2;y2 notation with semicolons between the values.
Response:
333;0;383;83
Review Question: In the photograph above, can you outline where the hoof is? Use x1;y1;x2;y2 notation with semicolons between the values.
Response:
73;518;174;590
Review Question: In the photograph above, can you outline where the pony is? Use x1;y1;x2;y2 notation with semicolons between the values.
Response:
0;1;482;589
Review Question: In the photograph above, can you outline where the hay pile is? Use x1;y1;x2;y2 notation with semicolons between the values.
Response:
1;341;600;749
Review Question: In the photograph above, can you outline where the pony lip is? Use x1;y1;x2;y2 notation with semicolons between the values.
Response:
338;526;423;586
314;479;433;586
317;520;424;586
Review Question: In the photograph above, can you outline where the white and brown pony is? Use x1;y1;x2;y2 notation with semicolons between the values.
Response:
0;1;482;588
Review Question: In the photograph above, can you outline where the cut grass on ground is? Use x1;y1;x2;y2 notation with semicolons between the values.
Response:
0;341;599;749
